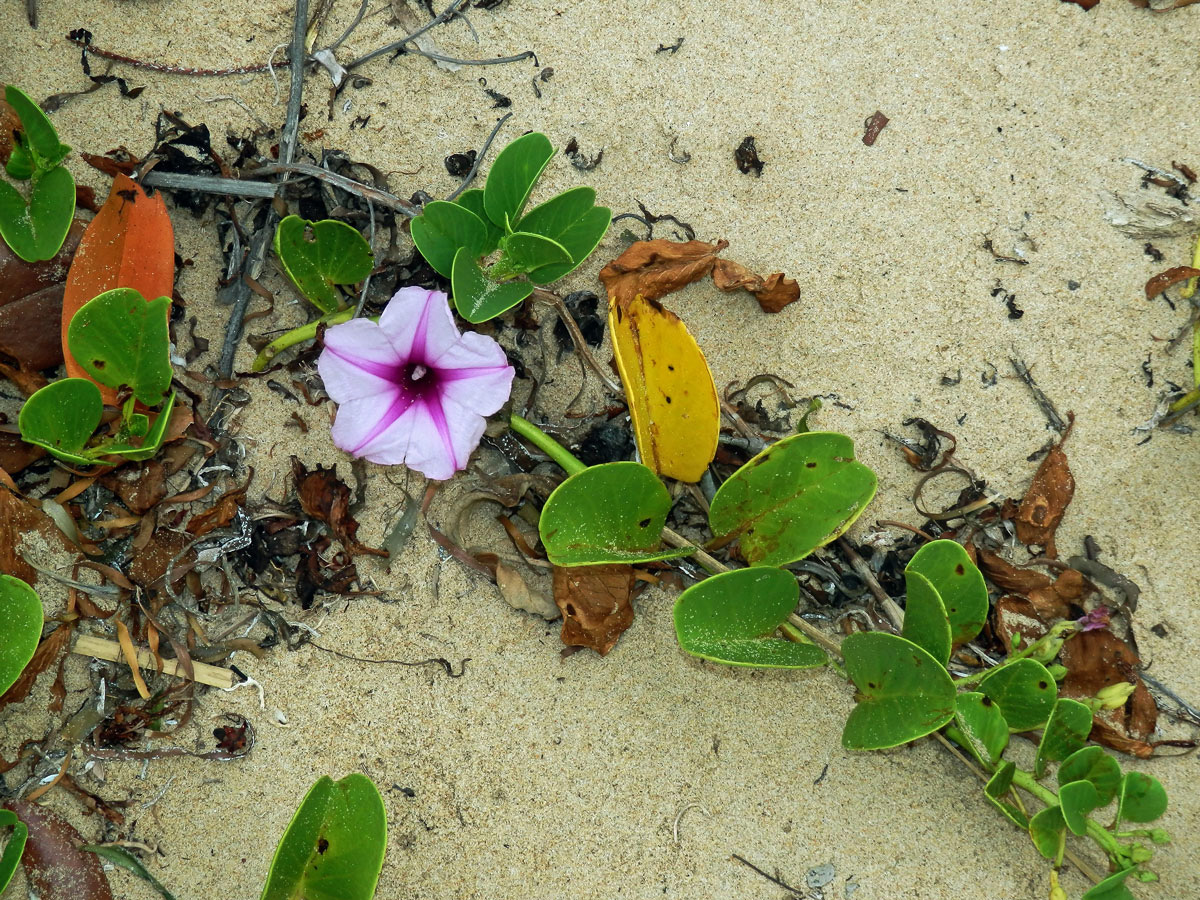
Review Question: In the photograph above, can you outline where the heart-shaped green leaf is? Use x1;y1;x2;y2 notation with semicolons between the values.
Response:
483;132;554;229
18;377;103;463
539;461;693;566
1081;870;1135;900
0;575;42;698
979;658;1057;732
501;231;572;276
67;288;172;406
901;569;951;666
673;567;827;668
5;86;71;172
984;761;1029;828
1059;779;1102;836
99;392;177;461
1035;698;1094;778
1058;746;1122;806
904;540;988;645
451;247;534;323
0;809;29;895
410;200;490;278
841;632;956;750
1028;805;1066;860
954;692;1009;767
453;189;503;254
0;165;76;262
515;187;612;284
1117;771;1167;824
260;773;386;900
708;431;877;568
274;216;373;314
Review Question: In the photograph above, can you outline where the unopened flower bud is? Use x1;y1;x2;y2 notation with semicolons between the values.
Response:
1095;682;1137;710
1048;870;1067;900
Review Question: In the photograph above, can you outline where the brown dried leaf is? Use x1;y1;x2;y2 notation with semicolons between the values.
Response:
598;239;727;308
1060;629;1158;753
98;461;167;515
6;798;114;900
129;528;192;590
1144;265;1200;299
1027;567;1094;620
0;359;48;396
862;110;890;145
0;430;46;474
185;473;251;537
993;595;1049;654
711;259;801;313
1064;0;1100;9
0;487;74;583
0;218;84;309
1014;432;1074;558
0;624;71;711
976;547;1055;595
496;560;558;620
291;457;387;559
0;284;66;371
553;563;635;655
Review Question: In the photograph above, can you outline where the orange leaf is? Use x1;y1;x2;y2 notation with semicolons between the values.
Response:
61;173;174;403
598;239;726;308
711;258;801;313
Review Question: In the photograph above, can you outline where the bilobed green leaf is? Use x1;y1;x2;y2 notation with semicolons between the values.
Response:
984;761;1029;829
673;567;827;668
451;247;534;323
900;569;951;666
0;164;76;262
1035;698;1094;778
453;188;502;254
274;216;374;314
904;539;988;645
708;431;877;568
1058;746;1122;806
539;462;692;566
18;377;103;464
410;200;489;277
501;231;572;275
67;288;173;406
0;809;28;895
1118;772;1167;824
979;658;1057;732
515;187;612;283
5;86;71;170
0;575;42;698
841;632;956;750
261;773;386;900
954;692;1009;767
1059;780;1102;836
1081;869;1136;900
1028;805;1066;860
483;132;554;228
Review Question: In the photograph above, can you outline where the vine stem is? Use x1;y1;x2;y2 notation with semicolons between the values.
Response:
251;307;355;372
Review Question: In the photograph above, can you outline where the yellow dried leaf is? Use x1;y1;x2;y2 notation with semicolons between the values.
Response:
608;295;719;482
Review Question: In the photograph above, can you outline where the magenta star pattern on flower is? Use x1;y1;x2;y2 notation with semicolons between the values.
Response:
317;286;514;480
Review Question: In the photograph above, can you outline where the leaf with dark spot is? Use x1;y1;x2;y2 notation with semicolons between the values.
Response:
553;563;635;655
1013;427;1074;558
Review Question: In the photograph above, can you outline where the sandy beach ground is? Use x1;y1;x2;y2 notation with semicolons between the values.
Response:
2;1;1199;898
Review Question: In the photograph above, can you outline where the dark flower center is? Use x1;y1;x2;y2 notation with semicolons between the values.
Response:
400;361;438;399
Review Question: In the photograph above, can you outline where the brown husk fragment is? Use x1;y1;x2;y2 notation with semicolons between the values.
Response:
5;799;114;900
291;457;387;559
553;563;635;655
1013;429;1074;558
711;258;801;313
1143;265;1200;299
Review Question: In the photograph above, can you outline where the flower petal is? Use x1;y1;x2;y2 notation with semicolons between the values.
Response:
378;287;461;365
319;318;403;403
405;395;487;480
432;331;514;416
329;389;417;461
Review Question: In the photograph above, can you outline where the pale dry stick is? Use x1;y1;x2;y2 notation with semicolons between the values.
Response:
837;537;905;631
72;635;236;690
343;0;472;71
250;161;419;216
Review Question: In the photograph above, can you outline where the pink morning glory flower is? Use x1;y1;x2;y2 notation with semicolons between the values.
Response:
317;286;514;480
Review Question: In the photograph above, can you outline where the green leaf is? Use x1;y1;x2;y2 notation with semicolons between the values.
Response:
1035;698;1094;778
410;200;489;278
904;539;988;645
67;288;173;406
1059;780;1102;836
1058;746;1122;806
539;462;693;566
451;247;534;323
5;86;71;171
708;431;877;568
483;132;554;228
515;187;612;283
0;575;42;698
953;692;1009;767
274;216;374;314
1118;772;1167;824
984;761;1029;828
900;569;951;666
82;844;177;900
99;392;177;461
0;809;29;895
0;165;76;262
673;568;827;668
1081;869;1136;900
500;231;572;275
840;632;956;750
453;189;503;254
979;658;1057;732
1028;805;1066;860
261;773;387;900
19;378;103;463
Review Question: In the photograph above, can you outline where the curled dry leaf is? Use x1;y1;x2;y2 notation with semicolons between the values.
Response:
553;563;635;655
292;457;387;559
98;460;167;515
976;547;1053;595
1060;629;1158;755
1014;427;1074;558
5;799;114;900
711;258;800;313
599;239;727;308
496;560;559;620
1144;265;1200;300
994;595;1050;654
129;528;192;590
185;472;252;537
